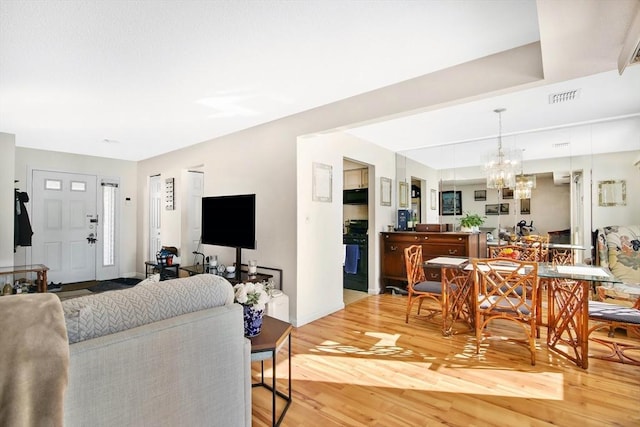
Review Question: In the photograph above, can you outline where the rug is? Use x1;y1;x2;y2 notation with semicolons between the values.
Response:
88;277;141;293
56;289;93;301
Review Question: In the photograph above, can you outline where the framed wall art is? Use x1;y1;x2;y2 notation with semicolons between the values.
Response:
500;203;510;214
312;162;332;202
520;198;531;215
474;190;486;201
440;190;462;216
380;177;392;206
485;203;499;215
399;181;409;208
502;188;514;199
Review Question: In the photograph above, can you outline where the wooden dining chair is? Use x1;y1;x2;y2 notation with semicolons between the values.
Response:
404;245;442;324
522;234;550;262
489;245;539;262
472;258;539;365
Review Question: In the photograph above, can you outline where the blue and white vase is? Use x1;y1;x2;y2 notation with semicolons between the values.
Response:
243;305;264;337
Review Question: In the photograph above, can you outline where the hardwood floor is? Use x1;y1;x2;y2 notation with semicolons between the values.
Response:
251;293;639;426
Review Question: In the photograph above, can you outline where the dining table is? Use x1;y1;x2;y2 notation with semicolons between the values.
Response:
424;257;621;369
538;263;621;369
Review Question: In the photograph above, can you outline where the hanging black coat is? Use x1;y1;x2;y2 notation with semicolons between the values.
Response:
15;190;33;250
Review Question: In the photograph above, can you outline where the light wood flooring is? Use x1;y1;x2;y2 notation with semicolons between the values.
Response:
251;292;639;427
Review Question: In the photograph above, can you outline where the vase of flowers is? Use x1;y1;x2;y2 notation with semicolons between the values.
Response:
233;281;273;337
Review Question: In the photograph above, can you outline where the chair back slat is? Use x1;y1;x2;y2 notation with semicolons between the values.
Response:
489;245;539;262
404;245;426;288
472;257;540;365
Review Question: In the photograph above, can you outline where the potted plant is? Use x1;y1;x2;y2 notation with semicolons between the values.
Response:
459;212;485;232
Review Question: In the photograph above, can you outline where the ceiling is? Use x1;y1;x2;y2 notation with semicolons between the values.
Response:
1;1;639;162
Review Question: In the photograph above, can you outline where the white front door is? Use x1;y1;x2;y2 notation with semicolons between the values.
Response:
149;175;162;261
185;171;204;259
32;170;97;284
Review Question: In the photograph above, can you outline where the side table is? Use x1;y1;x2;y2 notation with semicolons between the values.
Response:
144;261;179;281
250;315;293;427
0;264;49;293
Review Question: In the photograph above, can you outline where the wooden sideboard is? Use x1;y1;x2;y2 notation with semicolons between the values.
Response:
380;231;486;290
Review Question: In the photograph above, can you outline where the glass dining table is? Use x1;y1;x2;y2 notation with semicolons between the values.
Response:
538;263;621;369
424;257;621;369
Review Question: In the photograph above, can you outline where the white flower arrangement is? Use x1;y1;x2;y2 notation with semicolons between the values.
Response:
233;280;274;311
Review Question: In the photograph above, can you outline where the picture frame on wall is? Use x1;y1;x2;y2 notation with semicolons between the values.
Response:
520;198;531;214
502;188;514;199
312;162;332;202
440;190;462;216
486;203;510;215
380;177;392;206
474;190;487;201
485;203;499;215
399;181;409;208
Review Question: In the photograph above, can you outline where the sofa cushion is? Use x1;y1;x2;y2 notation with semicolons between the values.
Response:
61;274;234;343
598;225;640;284
63;304;94;343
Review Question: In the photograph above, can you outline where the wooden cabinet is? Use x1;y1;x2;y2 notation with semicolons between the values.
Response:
380;232;486;290
344;168;368;189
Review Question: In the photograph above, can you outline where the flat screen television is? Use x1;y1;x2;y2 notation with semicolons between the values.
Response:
201;194;256;249
201;194;256;279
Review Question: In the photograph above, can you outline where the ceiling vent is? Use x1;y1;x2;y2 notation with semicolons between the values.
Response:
548;90;580;104
552;142;570;149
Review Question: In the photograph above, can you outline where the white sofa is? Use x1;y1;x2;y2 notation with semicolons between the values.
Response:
61;274;251;427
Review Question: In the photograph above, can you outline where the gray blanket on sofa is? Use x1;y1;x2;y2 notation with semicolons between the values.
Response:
0;293;69;427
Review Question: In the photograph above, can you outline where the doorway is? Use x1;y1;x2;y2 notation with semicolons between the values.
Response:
343;159;369;293
149;175;162;261
31;170;98;284
183;170;204;261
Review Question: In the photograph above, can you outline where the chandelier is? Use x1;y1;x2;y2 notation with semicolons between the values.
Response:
514;151;536;199
514;175;536;199
485;108;517;189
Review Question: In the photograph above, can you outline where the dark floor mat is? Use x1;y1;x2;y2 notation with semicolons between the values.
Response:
110;277;141;286
88;278;141;293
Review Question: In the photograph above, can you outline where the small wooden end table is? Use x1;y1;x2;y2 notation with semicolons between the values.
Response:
0;264;49;293
250;315;293;427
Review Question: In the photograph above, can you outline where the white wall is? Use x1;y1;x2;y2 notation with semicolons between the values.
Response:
296;132;396;326
136;119;300;321
13;148;138;277
0;133;16;268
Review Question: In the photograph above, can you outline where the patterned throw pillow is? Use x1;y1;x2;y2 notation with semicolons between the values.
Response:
61;274;234;343
604;225;640;284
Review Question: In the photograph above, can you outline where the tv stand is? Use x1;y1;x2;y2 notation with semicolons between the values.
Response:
180;264;271;285
235;247;242;282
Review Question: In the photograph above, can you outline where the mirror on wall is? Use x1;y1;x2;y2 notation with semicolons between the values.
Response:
397;115;640;256
598;180;626;207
